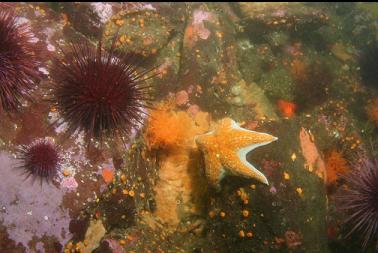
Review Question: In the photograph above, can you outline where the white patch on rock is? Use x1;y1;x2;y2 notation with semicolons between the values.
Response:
91;3;113;23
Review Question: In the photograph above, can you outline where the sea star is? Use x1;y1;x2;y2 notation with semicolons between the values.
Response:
195;118;277;188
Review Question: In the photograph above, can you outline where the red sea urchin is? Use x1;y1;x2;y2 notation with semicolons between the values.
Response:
16;139;60;184
50;39;155;142
0;11;40;113
337;157;378;249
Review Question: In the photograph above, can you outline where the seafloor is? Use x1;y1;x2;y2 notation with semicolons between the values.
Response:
0;2;378;253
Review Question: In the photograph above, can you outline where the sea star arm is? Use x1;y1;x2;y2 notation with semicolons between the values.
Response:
203;153;224;188
222;149;269;185
236;147;269;185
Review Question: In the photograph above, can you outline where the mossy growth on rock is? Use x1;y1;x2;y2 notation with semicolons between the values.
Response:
104;10;173;57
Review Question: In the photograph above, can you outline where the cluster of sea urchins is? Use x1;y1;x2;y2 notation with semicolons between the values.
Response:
0;11;40;113
50;39;154;142
16;138;60;184
337;157;378;249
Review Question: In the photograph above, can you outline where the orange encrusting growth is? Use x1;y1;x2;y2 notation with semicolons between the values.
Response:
366;98;378;126
102;168;114;184
145;100;210;151
277;99;297;118
325;150;350;185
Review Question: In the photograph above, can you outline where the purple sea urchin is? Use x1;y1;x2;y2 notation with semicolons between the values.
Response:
0;11;40;113
50;39;155;142
338;157;378;249
16;139;60;184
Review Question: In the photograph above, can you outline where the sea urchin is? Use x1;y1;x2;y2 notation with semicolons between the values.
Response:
338;157;378;249
0;11;40;113
50;39;155;142
16;139;60;184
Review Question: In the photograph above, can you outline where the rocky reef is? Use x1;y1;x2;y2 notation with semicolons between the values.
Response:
0;2;378;253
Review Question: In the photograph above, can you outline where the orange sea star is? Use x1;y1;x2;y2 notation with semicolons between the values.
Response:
195;118;277;188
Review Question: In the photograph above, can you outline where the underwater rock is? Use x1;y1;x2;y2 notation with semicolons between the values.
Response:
359;43;378;90
315;25;342;48
0;151;72;250
153;33;183;98
59;2;103;40
236;39;265;83
366;98;378;126
293;60;333;112
237;3;329;37
260;65;296;101
264;31;290;48
91;3;113;24
204;120;329;252
104;9;173;57
331;42;354;62
98;189;136;230
180;4;238;117
227;80;279;120
82;219;106;253
356;2;378;19
3;3;378;253
181;4;278;121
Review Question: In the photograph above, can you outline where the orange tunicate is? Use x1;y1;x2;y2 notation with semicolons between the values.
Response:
325;150;350;185
102;168;114;184
277;99;297;118
145;100;209;151
146;111;194;150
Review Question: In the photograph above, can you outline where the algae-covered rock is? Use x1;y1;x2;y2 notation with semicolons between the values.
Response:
152;33;183;99
205;120;329;253
264;31;290;48
82;220;106;253
227;80;279;120
179;4;238;117
236;39;265;83
181;5;238;84
104;9;173;56
356;2;378;19
260;66;295;101
237;3;329;36
181;4;278;121
59;3;103;41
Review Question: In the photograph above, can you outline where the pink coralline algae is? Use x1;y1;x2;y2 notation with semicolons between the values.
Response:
283;43;303;57
192;10;213;40
184;9;218;48
0;151;72;251
61;176;79;191
105;239;126;253
269;185;277;194
285;230;303;249
175;90;189;106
